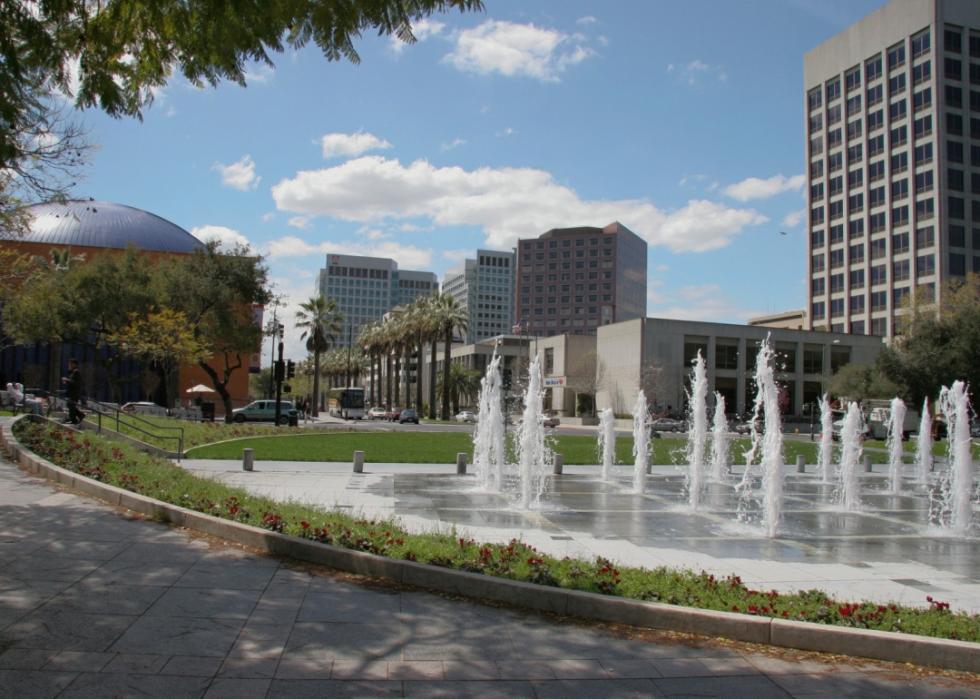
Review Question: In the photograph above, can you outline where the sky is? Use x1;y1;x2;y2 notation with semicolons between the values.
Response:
71;0;889;360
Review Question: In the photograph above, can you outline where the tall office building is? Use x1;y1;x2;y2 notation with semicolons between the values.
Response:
442;249;516;343
805;0;980;339
516;222;647;337
317;254;437;347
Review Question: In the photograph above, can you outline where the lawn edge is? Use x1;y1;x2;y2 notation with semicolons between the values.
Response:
1;417;977;674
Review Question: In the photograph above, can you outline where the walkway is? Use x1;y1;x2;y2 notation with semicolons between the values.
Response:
0;451;975;697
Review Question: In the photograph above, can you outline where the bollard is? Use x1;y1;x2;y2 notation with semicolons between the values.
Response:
553;453;564;475
796;454;806;473
646;461;653;475
863;455;873;473
353;450;364;473
456;452;468;475
242;448;254;472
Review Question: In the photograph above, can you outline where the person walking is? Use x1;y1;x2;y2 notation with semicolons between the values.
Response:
61;358;85;424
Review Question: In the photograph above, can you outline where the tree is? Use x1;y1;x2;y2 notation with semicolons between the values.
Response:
158;242;271;421
295;296;342;417
565;350;607;417
437;362;480;416
828;362;902;404
432;293;468;420
1;1;483;232
108;308;209;408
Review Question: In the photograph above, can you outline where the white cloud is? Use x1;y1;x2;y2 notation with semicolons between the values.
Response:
244;63;275;84
667;59;727;86
271;156;767;253
364;229;388;240
261;212;276;223
576;16;597;26
441;249;470;262
498;127;516;137
287;216;312;230
191;225;252;251
723;174;805;202
390;18;446;53
212;154;261;191
320;132;393;160
444;20;595;82
441;137;467;152
266;235;433;270
781;209;806;228
647;283;764;323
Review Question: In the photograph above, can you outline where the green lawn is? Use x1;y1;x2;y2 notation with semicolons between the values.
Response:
864;439;980;459
185;432;858;465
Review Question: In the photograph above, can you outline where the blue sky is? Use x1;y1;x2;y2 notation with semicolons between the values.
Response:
74;0;888;358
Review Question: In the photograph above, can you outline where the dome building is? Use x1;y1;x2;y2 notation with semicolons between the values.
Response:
1;201;257;414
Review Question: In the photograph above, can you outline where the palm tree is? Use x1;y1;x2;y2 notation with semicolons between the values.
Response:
295;296;342;417
432;292;469;420
408;297;433;412
358;323;382;405
436;363;481;416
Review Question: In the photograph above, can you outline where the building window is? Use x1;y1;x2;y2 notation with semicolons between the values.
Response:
893;259;910;281
949;253;966;276
850;268;865;289
916;225;935;248
847;143;863;163
868;135;885;156
867;109;884;131
845;66;861;92
846;94;862;115
848;219;864;238
888;100;907;121
871;290;887;310
809;113;823;132
811;183;824;201
867;83;883;106
827;103;841;124
915;198;935;220
828;152;843;172
810;160;824;178
810;136;823;156
912;60;931;85
846;120;862;140
916;254;935;276
810;229;825;247
914;170;934;193
715;344;739;371
948;168;964;191
830;249;844;269
949;225;965;247
829;176;843;196
889;73;906;93
870;212;886;233
850;295;865;313
946;85;962;108
808;87;822;111
866;54;882;81
948;112;963;135
891;152;908;174
829;224;844;244
871;264;887;286
811;277;825;295
949;196;965;219
887;43;905;69
849;243;864;264
913;88;931;111
971;34;980;58
912;30;930;58
829;201;843;220
826;77;841;102
893;286;910;307
813;253;825;272
892;231;909;254
868;159;885;182
945;57;962;81
892;205;909;227
830;298;845;318
871;317;888;336
828;128;842;148
890;124;908;147
811;301;825;319
890;178;909;200
830;272;845;293
848;193;863;212
913;114;932;138
945;27;962;53
914;142;932;164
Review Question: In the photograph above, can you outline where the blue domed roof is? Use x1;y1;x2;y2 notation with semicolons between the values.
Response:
17;200;203;254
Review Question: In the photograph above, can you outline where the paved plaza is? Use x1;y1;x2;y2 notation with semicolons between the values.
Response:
182;458;980;614
0;441;974;696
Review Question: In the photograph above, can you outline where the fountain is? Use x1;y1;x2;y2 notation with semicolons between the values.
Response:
833;401;864;511
632;390;650;493
816;394;834;483
598;407;616;482
686;350;708;509
708;392;728;481
736;336;784;537
915;398;933;484
932;381;974;535
515;355;551;509
885;397;907;494
472;351;505;492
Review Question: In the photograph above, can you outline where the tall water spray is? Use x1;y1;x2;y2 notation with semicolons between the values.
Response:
686;350;709;509
735;336;785;537
915;397;933;484
515;356;550;509
472;352;505;492
632;390;650;493
886;397;907;494
598;408;616;481
817;394;834;483
932;382;974;535
709;392;729;481
834;402;864;510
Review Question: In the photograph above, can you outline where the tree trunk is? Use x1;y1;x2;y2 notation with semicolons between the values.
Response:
311;349;321;417
368;354;375;405
441;326;451;420
386;353;393;408
394;354;401;405
404;349;411;407
415;337;423;413
428;339;437;419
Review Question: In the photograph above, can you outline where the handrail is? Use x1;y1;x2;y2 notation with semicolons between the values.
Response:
84;400;184;460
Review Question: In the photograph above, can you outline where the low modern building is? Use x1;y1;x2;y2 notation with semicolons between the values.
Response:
596;318;885;419
316;253;437;347
747;310;807;330
441;249;516;343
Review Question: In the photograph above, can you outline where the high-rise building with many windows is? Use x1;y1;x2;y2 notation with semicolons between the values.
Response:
441;249;515;343
515;222;647;337
316;254;437;347
805;0;980;339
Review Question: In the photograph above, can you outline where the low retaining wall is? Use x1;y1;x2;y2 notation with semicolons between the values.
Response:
1;417;977;673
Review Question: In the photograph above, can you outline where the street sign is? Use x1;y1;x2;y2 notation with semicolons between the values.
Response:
543;376;566;387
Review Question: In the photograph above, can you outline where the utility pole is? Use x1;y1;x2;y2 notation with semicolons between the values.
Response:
266;299;283;399
274;340;285;425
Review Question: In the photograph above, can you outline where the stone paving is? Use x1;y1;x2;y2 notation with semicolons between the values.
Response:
0;448;976;696
182;458;980;613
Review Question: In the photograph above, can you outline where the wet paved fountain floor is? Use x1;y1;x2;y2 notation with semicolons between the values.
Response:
182;460;980;614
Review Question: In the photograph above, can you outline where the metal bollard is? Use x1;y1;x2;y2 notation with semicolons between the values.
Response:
863;455;873;473
796;454;806;473
456;452;468;475
353;450;364;473
242;448;254;472
553;453;564;475
646;461;653;475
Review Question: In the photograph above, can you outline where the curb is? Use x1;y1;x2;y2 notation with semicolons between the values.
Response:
1;418;977;673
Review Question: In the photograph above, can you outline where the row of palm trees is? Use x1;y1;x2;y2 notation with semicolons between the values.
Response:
293;292;469;419
358;292;468;420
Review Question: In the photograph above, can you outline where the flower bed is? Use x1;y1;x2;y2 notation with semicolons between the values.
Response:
13;419;980;643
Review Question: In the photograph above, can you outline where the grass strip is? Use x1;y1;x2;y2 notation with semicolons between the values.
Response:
12;419;977;643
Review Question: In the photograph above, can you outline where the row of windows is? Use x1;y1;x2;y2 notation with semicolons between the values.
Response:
522;237;614;250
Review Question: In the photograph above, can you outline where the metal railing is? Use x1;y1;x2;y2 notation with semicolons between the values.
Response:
85;399;185;460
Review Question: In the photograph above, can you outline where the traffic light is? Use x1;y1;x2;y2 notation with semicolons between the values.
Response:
286;359;296;379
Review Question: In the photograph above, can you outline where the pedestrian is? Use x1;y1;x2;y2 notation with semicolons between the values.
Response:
304;396;312;424
61;358;85;424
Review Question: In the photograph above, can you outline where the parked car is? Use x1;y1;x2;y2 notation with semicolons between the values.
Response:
385;406;403;422
733;419;760;435
650;417;684;432
831;418;870;442
455;410;477;423
232;400;296;425
367;406;387;420
120;401;167;417
541;413;560;428
399;408;419;424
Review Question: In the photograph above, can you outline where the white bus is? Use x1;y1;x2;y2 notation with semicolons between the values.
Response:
327;387;365;420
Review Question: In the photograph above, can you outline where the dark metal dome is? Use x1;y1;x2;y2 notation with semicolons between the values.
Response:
16;200;203;254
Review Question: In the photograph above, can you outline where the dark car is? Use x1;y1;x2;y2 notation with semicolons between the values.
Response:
398;408;419;424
